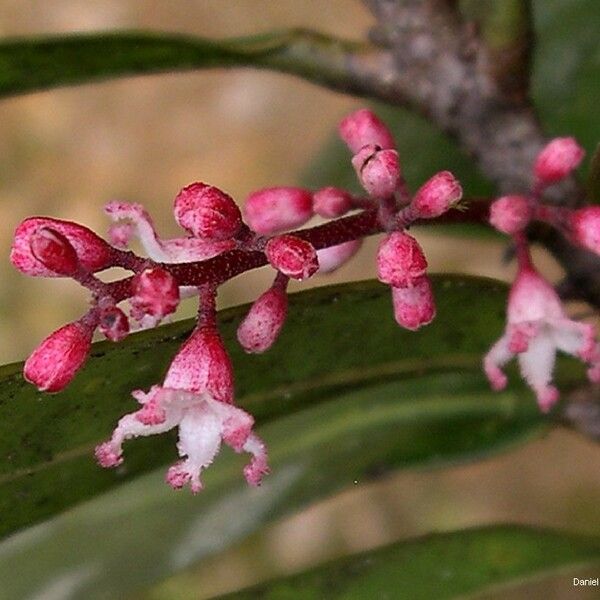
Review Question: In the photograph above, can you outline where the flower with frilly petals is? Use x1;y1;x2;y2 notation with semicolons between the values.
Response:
484;266;599;412
106;200;235;305
95;326;269;492
104;201;234;263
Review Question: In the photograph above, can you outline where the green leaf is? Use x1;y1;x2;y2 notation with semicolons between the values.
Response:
532;1;600;158
0;275;542;541
0;29;367;99
217;525;600;599
460;1;531;51
586;143;600;202
459;0;532;100
304;0;600;215
0;371;547;599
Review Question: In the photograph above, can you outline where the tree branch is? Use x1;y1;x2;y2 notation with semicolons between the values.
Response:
0;15;597;304
0;29;401;102
105;201;488;304
360;0;600;307
458;0;533;102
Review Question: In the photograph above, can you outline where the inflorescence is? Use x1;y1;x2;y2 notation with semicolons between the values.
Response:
10;110;600;492
486;137;600;411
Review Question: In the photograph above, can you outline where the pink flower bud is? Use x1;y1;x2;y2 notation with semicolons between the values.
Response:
392;277;436;331
24;321;93;392
339;108;395;153
317;239;362;274
312;187;354;218
131;268;180;319
29;227;79;275
489;195;532;234
412;171;462;218
265;235;319;280
352;146;400;198
534;137;585;184
569;206;600;255
244;187;313;234
173;182;242;240
377;232;428;287
237;286;288;354
164;326;234;403
99;306;130;342
11;217;112;277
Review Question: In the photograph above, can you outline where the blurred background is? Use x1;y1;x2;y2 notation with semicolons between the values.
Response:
0;1;598;598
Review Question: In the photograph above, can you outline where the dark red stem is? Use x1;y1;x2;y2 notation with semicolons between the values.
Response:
198;285;217;329
534;204;572;232
105;201;489;303
513;231;533;271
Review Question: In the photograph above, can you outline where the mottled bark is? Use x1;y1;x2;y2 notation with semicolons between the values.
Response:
357;0;599;306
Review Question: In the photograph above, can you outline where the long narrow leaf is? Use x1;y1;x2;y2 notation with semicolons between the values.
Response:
0;29;368;98
0;373;546;599
218;525;600;599
0;276;536;538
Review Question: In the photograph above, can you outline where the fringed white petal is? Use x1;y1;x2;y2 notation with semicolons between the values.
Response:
483;333;513;390
174;406;223;492
517;331;559;411
551;318;595;360
518;332;556;390
105;201;170;261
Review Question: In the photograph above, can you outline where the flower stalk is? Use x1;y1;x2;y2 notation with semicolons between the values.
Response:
11;109;600;491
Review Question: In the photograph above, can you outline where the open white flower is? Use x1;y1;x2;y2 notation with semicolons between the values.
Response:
104;201;235;263
484;267;599;412
95;326;269;492
95;385;267;493
104;201;236;308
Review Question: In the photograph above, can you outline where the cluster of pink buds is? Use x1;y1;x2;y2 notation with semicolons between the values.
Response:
339;110;462;330
486;137;600;412
11;108;465;492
